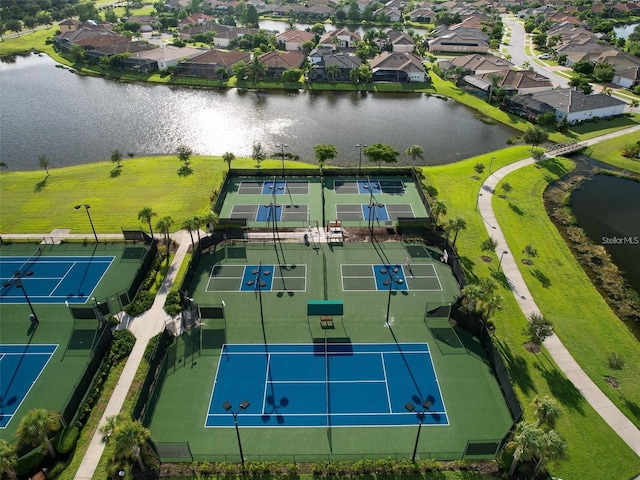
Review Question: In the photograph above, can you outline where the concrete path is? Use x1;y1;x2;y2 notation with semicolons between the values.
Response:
477;125;640;457
74;230;191;480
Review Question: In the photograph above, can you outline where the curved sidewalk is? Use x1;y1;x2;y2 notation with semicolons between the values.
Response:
477;125;640;457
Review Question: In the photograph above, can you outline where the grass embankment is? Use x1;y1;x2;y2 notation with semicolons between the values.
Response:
586;131;640;174
0;156;312;234
423;151;640;479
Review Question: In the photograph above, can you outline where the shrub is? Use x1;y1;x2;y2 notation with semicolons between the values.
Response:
109;330;136;363
164;290;182;317
55;426;79;455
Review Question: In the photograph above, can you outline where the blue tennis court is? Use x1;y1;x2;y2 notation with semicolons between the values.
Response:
0;256;114;304
206;343;448;428
256;204;282;222
0;344;57;428
362;204;389;221
240;265;275;292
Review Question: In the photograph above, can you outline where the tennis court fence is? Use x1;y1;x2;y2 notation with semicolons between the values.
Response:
151;441;503;463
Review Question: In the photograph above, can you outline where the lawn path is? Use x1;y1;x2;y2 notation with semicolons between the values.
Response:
477;124;640;457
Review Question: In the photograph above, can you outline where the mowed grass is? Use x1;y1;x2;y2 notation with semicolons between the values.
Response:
0;156;313;234
422;154;640;479
585;131;640;174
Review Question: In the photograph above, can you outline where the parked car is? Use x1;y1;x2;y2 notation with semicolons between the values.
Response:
538;53;551;60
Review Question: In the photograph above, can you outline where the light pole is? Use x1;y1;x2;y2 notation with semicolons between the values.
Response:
474;193;483;212
75;204;99;243
405;398;432;463
498;250;508;272
223;400;250;473
3;271;39;324
356;144;367;175
275;143;288;177
489;156;495;173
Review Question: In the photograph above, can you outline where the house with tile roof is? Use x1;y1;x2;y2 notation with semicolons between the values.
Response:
386;30;416;53
307;50;362;81
174;49;252;78
318;29;361;49
276;29;316;51
370;51;427;82
259;50;306;78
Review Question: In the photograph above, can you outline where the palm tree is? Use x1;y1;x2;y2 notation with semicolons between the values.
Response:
14;409;61;458
138;207;157;238
200;212;219;234
247;55;266;83
38;154;50;175
486;73;503;103
111;149;123;167
183;217;200;248
222;152;235;172
508;422;544;477
451;216;467;247
0;439;19;480
326;65;340;81
405;144;424;168
101;415;150;471
533;429;567;477
532;396;562;430
252;141;265;169
629;99;639;114
430;200;447;227
156;215;174;248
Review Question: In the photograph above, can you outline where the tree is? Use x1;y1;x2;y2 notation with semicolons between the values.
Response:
182;217;200;248
247;54;266;83
14;409;61;458
111;149;123;167
508;422;545;477
101;414;150;471
532;396;562;429
138;207;157;238
607;352;625;384
481;236;498;254
572;60;594;76
200;212;219;233
474;162;485;176
0;439;18;480
430;200;447;227
222;152;235;172
363;143;400;172
176;145;193;165
405;144;424;168
523;312;554;348
314;144;338;173
156;215;174;248
69;44;86;63
450;216;467;247
522;244;538;264
311;23;325;37
326;65;340;81
523;126;549;152
252;141;265;168
533;429;567;477
232;61;247;80
38;154;50;175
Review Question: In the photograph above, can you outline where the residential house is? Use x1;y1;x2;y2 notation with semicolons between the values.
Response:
318;29;361;49
463;69;554;98
612;66;640;89
370;51;427;82
174;49;252;78
58;18;82;33
438;54;513;76
276;29;316;51
386;30;415;53
212;27;263;48
407;7;435;23
179;23;231;40
507;88;627;123
130;45;203;71
54;26;126;55
87;40;155;64
259;50;306;78
126;16;158;33
307;51;362;81
428;32;489;54
178;12;214;29
269;4;333;19
373;5;402;22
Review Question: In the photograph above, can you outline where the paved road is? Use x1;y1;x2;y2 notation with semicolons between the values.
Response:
478;124;640;458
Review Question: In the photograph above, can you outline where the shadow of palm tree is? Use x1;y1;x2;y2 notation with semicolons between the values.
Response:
508;202;524;216
538;157;570;177
178;165;193;177
531;268;551;288
34;175;48;192
110;166;122;178
537;363;585;414
495;338;537;396
458;255;478;282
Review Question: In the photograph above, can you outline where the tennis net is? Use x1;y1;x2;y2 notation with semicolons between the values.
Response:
17;247;42;275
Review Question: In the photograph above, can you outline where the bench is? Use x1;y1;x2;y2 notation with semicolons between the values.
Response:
320;315;333;328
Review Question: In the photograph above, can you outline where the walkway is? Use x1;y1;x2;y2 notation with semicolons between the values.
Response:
74;229;191;480
477;125;640;457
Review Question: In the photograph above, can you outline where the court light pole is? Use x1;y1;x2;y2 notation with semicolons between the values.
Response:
356;144;367;176
275;143;288;177
223;400;250;473
474;193;483;212
3;271;39;324
75;203;99;243
405;398;432;463
498;250;508;272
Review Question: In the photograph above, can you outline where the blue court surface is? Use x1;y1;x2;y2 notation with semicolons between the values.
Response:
373;264;408;291
358;180;382;195
0;255;114;304
206;343;448;428
262;181;287;195
0;344;57;428
240;265;275;291
362;204;389;221
256;204;282;222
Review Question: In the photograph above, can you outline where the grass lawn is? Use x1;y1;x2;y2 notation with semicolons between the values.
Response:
0;156;312;234
422;153;640;479
585;131;640;174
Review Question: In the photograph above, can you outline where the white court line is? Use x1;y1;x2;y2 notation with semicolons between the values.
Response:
262;353;271;416
381;352;393;413
49;262;75;297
